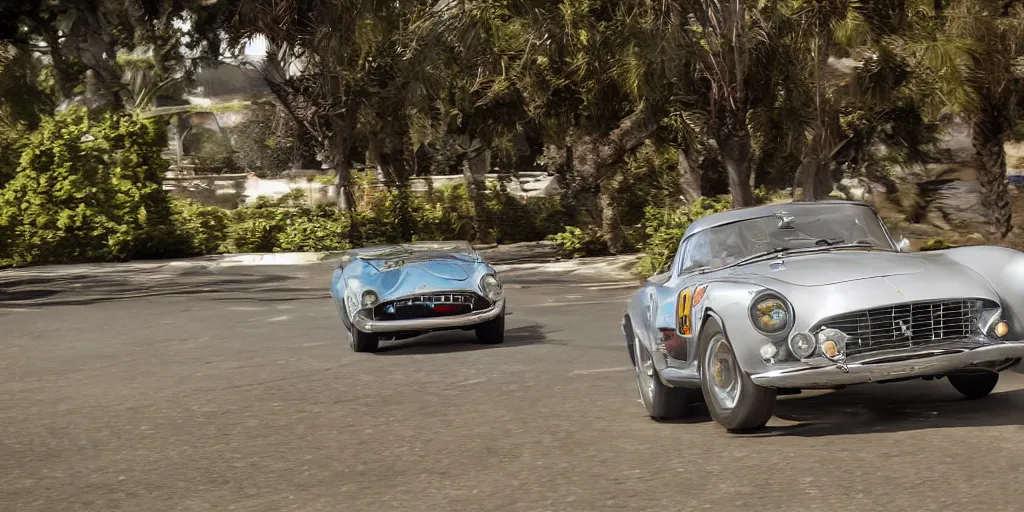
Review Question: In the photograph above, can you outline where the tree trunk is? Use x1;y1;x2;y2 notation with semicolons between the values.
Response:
793;112;842;201
717;130;755;207
972;108;1012;237
677;145;702;203
562;104;662;245
462;136;492;243
328;127;356;212
599;173;626;254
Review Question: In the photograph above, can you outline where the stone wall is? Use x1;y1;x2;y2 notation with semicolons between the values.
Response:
163;170;561;209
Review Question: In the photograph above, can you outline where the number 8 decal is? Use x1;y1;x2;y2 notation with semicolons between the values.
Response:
677;287;693;335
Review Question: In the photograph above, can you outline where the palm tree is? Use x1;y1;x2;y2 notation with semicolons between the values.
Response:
898;0;1024;236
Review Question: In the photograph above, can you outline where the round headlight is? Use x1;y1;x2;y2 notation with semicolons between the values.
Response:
749;294;790;334
816;328;847;361
788;332;816;359
481;274;503;301
361;290;379;308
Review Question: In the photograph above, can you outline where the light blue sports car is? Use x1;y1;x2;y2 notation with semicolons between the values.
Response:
330;241;507;352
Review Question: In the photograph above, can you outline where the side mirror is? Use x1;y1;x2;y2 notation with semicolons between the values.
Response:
895;238;911;252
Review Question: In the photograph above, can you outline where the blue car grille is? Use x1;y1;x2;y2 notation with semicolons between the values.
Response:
373;292;490;321
815;299;984;357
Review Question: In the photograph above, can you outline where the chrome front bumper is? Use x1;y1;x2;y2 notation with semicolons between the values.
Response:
352;299;505;333
750;341;1024;389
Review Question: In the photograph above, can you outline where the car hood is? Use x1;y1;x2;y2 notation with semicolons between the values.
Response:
355;258;484;301
733;250;934;287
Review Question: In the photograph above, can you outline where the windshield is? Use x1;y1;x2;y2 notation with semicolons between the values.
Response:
679;204;893;274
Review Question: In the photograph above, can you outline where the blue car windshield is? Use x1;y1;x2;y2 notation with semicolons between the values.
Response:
679;205;894;274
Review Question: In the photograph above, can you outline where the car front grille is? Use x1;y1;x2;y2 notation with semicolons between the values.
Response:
372;292;490;321
815;299;985;357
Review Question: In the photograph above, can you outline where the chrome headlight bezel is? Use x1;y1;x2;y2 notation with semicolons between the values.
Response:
361;290;380;308
480;274;504;302
978;307;1003;336
748;290;793;337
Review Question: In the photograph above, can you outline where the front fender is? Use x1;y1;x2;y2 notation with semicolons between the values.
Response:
695;281;779;375
931;246;1024;339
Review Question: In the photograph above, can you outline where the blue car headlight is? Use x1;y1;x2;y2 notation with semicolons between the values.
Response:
480;274;503;302
361;290;380;308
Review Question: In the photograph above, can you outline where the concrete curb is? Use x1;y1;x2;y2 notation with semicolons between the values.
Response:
211;252;331;266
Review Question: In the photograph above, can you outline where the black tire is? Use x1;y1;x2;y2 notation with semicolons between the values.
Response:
349;323;380;353
948;372;999;399
475;306;506;344
634;337;692;420
698;319;776;432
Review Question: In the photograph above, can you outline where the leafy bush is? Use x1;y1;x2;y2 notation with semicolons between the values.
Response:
276;206;351;252
169;199;230;255
632;195;732;277
484;182;568;244
185;126;239;174
222;198;351;253
0;108;173;267
228;102;317;177
920;238;954;251
418;183;474;241
548;225;607;258
0;126;27;188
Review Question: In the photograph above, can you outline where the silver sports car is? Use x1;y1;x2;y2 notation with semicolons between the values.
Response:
623;200;1024;432
330;241;506;352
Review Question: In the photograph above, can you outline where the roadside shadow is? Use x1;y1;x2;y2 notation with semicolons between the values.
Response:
375;324;548;355
746;380;1024;437
0;267;305;307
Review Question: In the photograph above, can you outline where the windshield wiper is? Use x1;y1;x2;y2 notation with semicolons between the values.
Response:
815;237;845;247
732;247;790;267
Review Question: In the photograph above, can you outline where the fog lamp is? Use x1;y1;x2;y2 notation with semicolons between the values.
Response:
788;332;816;359
816;328;847;362
760;343;778;361
995;321;1010;338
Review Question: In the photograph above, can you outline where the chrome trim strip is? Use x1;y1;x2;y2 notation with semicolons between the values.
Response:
749;341;1024;388
353;299;505;333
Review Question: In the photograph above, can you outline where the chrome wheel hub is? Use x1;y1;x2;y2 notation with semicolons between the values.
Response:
705;335;741;411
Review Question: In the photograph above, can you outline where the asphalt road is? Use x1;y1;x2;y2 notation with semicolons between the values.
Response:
3;260;1024;511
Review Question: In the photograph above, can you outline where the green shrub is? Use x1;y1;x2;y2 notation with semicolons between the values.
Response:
484;183;568;244
920;238;954;251
633;195;732;277
0;108;173;267
276;205;351;252
169;199;231;255
0;126;27;189
548;225;607;258
418;183;473;241
185;126;239;174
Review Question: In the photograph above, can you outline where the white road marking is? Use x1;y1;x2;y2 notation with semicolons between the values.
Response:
267;315;290;322
276;305;295;310
570;367;634;376
229;307;265;311
456;378;487;386
300;342;327;347
2;308;39;312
